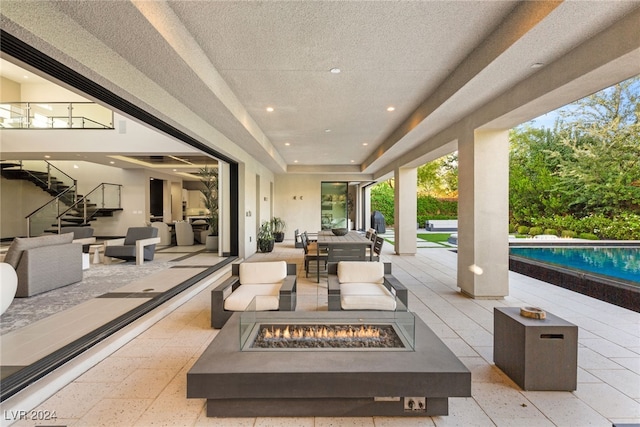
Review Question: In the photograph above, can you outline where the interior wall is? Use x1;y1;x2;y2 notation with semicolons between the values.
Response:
170;182;183;222
0;160;161;239
274;173;368;240
0;76;20;100
0;177;53;238
19;80;88;102
46;161;147;236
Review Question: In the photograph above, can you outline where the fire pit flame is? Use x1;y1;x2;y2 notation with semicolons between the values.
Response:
263;325;381;340
252;324;404;349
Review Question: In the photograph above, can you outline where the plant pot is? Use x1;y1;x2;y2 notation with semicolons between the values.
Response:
205;235;218;251
273;231;285;243
258;238;275;253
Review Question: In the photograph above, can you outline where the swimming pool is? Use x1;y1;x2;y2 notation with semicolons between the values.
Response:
510;247;640;285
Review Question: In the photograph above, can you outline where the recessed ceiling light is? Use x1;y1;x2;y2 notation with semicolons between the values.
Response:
73;164;79;169
109;161;115;164
387;106;395;112
266;107;274;112
325;129;331;133
330;68;341;74
294;160;299;163
284;142;290;146
173;169;177;172
23;75;29;79
44;155;51;158
362;143;368;146
531;62;544;68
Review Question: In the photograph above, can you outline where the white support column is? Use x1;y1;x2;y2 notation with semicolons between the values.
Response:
457;129;509;298
394;166;417;256
364;185;372;231
220;161;230;256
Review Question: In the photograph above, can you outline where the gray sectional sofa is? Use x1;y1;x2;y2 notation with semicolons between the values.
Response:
4;233;83;297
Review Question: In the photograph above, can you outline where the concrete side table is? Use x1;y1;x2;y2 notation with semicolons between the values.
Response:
493;307;578;391
89;244;102;264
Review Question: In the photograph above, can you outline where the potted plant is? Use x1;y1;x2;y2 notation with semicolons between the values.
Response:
257;220;275;252
271;217;286;242
197;165;219;251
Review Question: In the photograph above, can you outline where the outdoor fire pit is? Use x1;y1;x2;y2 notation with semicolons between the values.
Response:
250;323;406;349
187;311;471;417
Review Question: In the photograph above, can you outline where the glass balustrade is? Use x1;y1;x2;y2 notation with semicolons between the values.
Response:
19;158;123;236
0;102;113;129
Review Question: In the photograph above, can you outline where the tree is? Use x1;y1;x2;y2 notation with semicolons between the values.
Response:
197;165;219;236
509;75;640;224
509;127;567;222
370;181;395;225
417;153;458;198
551;76;640;216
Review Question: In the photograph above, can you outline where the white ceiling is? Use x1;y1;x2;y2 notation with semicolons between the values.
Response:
1;1;639;177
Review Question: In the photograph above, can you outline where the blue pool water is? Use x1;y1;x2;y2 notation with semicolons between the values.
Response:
510;247;640;285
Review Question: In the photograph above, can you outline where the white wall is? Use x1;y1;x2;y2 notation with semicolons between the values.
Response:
20;81;88;103
0;178;53;238
274;173;368;240
0;160;185;238
0;76;20;101
47;161;167;236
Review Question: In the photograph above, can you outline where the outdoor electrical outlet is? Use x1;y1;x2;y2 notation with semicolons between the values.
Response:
404;397;426;411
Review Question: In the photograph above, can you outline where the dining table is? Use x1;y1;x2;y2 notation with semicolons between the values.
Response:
315;230;374;282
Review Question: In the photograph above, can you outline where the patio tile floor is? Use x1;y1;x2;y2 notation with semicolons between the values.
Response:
9;239;640;426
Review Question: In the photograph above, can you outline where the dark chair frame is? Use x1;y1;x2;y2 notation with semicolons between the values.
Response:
327;262;408;311
211;263;297;329
326;243;367;263
371;235;384;261
302;232;327;278
294;229;303;248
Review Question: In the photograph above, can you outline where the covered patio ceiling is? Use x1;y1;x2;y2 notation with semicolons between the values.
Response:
1;1;639;176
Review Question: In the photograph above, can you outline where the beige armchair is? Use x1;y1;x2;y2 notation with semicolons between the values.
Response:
211;261;297;328
175;221;194;246
152;222;172;246
328;261;408;311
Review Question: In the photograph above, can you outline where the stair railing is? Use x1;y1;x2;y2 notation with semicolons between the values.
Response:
56;183;123;232
14;160;78;200
25;185;78;237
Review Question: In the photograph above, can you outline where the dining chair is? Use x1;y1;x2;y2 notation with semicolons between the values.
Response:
301;232;327;278
371;235;384;261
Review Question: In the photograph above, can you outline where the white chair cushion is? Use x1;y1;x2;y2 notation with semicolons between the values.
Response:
340;282;396;311
239;261;287;284
224;283;281;312
337;261;384;284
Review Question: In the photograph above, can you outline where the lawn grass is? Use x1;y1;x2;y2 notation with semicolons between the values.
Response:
417;233;452;243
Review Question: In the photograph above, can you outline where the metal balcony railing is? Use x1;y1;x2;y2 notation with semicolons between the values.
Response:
0;102;113;129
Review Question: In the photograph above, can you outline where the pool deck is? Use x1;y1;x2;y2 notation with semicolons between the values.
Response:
5;238;640;426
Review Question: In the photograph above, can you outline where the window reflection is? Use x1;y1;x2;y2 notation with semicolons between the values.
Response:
320;182;347;230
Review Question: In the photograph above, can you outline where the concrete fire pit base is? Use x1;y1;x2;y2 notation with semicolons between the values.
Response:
187;311;471;417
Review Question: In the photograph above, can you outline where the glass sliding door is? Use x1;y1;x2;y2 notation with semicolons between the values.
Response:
321;182;348;230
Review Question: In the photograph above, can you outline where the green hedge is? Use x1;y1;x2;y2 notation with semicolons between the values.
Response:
371;184;458;227
511;213;640;240
529;227;543;236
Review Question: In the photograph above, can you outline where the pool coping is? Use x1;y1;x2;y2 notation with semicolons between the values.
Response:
509;254;639;313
